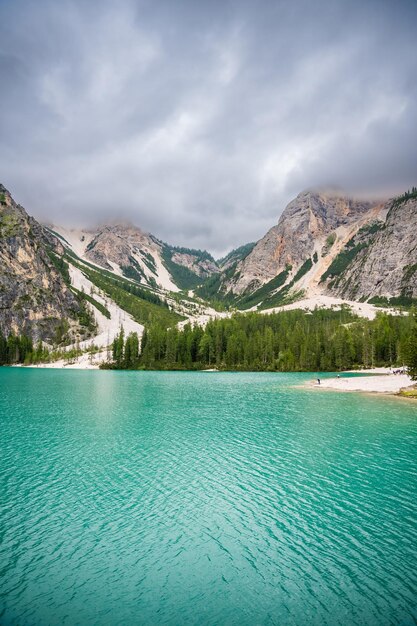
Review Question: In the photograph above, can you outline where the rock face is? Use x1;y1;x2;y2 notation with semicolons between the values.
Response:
225;191;384;295
1;181;414;341
84;223;169;286
52;223;219;291
170;252;218;279
325;197;417;300
0;185;82;341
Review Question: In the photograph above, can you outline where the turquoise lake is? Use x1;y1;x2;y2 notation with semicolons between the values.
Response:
1;368;416;626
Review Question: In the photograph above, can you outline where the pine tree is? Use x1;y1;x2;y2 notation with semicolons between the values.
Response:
404;321;417;380
0;331;7;365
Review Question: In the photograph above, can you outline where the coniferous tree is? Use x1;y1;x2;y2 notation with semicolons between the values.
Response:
104;308;414;373
404;317;417;380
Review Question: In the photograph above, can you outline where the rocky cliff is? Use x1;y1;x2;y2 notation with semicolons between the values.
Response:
322;195;417;300
217;188;417;308
170;251;218;279
0;185;89;342
224;191;385;296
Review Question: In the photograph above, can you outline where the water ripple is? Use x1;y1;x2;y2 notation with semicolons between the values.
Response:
1;369;416;626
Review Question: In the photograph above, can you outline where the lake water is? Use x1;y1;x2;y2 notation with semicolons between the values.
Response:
1;368;416;626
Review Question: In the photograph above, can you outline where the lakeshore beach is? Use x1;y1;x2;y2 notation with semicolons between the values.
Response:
311;369;415;395
20;361;417;397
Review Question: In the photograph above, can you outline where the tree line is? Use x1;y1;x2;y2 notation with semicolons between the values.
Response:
0;331;91;366
0;333;35;365
103;308;417;376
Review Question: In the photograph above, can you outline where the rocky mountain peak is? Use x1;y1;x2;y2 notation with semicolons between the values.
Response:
224;190;385;295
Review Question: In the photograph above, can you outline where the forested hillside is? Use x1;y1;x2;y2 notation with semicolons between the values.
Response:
104;309;416;372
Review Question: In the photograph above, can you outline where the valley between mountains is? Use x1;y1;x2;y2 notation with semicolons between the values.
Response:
0;182;416;368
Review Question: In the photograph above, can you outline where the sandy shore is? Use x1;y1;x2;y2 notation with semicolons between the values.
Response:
310;372;414;394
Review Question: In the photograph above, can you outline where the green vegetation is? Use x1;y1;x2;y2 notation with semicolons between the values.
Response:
100;327;141;369
254;259;312;311
71;288;111;319
50;245;180;327
322;232;336;256
163;244;215;263
368;295;417;309
402;263;417;288
46;228;71;246
195;256;312;312
193;243;257;308
67;253;168;305
326;232;336;247
76;300;97;333
104;308;415;372
391;187;417;209
195;271;225;301
326;233;336;247
293;258;313;282
160;247;204;290
404;316;417;380
260;289;305;311
44;249;98;332
237;266;292;310
0;212;20;238
0;193;6;205
218;242;256;267
320;239;367;283
357;222;384;237
0;332;34;365
0;330;103;366
141;251;157;274
195;264;238;307
160;243;217;291
46;249;71;284
68;258;183;327
398;387;417;398
120;256;146;283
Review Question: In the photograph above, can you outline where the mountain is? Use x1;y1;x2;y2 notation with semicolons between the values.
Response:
222;191;385;295
321;192;417;302
218;242;256;271
50;223;219;292
1;181;415;351
194;242;257;302
212;188;416;310
0;185;93;342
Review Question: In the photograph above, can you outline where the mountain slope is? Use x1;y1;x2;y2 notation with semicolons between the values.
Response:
1;180;414;353
194;242;257;302
0;185;91;342
51;223;219;292
218;242;256;271
216;189;416;309
322;194;417;301
223;191;385;297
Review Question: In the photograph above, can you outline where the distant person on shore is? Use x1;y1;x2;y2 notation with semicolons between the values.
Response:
317;378;320;385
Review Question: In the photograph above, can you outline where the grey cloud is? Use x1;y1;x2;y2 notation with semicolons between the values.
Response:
0;0;416;257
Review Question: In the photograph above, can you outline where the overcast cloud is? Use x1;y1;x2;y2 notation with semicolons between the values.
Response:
0;0;416;256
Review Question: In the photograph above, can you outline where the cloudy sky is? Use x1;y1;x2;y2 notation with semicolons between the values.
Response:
1;0;416;256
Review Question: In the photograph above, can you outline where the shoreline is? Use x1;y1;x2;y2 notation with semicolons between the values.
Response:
14;361;416;398
308;370;415;397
